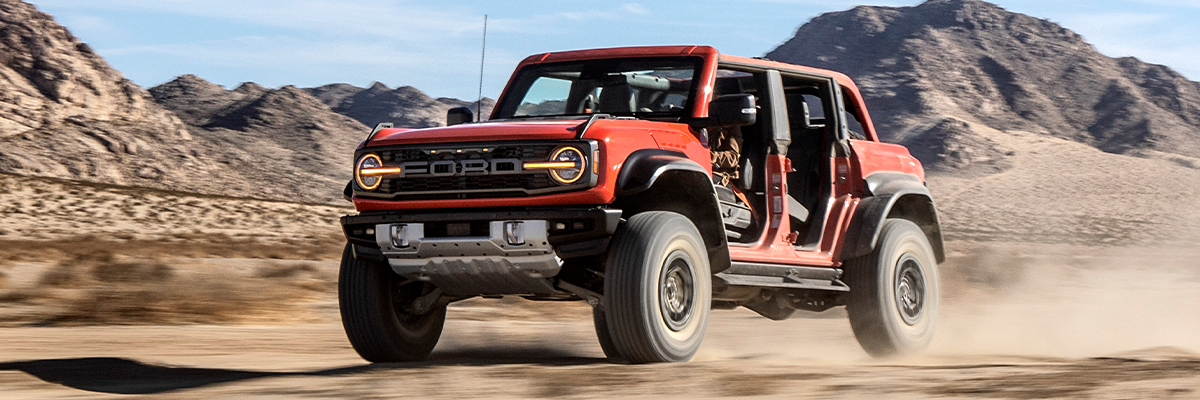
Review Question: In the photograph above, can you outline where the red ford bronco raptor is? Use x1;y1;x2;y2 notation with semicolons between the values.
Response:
339;45;944;363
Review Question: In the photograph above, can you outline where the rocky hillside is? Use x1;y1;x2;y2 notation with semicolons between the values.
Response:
149;75;369;203
0;1;366;204
767;0;1200;172
0;0;197;188
307;82;494;128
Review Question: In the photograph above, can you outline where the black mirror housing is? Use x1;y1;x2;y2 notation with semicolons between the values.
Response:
447;106;474;126
706;94;757;128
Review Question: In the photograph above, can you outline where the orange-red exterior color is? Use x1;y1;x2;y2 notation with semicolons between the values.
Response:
349;45;928;267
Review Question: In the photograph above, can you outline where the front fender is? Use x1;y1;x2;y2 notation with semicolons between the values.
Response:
615;149;709;196
613;150;730;273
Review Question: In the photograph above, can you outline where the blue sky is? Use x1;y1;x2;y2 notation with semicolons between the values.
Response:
27;0;1200;101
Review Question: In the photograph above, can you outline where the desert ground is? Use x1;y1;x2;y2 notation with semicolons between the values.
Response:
2;242;1199;399
2;131;1200;399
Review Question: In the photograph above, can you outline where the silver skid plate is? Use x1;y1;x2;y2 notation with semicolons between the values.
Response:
374;220;561;295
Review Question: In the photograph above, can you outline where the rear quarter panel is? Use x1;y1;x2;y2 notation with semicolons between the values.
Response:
849;139;925;185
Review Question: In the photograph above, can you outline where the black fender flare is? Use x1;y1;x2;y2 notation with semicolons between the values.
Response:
841;172;946;263
613;149;731;273
616;149;710;196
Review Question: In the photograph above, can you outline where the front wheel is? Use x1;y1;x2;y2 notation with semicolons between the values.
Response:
338;244;446;362
592;307;623;361
844;219;940;357
602;211;711;363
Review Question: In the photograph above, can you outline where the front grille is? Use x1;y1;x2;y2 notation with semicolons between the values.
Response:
385;174;555;193
356;141;595;200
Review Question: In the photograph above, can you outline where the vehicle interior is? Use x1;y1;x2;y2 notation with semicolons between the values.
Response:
712;68;838;249
495;57;702;120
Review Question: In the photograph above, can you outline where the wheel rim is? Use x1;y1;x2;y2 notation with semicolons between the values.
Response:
659;250;695;332
894;254;926;326
390;278;438;336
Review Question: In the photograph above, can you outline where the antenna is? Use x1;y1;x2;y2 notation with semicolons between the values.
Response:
476;14;488;122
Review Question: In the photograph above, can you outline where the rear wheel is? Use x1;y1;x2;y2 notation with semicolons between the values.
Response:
339;244;446;362
602;211;711;363
845;219;939;357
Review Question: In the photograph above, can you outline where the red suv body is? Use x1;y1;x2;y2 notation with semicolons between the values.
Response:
338;46;944;363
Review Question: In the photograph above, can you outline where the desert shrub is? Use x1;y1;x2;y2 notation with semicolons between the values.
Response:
253;263;330;293
91;261;174;284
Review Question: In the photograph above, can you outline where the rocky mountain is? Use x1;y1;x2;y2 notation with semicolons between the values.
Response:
149;75;369;203
0;0;366;204
0;0;198;188
308;82;494;128
767;0;1200;172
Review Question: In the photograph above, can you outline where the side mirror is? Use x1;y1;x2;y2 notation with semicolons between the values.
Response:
707;94;757;128
447;106;473;126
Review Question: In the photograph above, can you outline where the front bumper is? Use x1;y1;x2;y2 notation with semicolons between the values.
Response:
341;207;621;295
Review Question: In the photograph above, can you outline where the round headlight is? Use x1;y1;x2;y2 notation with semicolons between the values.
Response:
548;147;584;184
355;154;384;190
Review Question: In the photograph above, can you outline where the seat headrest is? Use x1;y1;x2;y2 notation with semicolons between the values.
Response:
598;84;634;113
786;94;812;131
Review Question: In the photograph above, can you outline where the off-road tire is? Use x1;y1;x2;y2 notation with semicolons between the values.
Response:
844;219;940;357
339;244;446;362
592;307;623;361
603;211;711;363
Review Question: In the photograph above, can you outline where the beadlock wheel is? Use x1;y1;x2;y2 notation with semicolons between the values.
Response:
845;218;940;358
599;211;711;363
660;252;696;332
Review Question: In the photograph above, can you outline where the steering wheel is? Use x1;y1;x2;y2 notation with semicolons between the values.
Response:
576;94;597;114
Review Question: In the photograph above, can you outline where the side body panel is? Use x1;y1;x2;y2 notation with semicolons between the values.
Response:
840;139;945;262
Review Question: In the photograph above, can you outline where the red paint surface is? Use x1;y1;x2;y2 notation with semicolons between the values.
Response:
352;45;926;266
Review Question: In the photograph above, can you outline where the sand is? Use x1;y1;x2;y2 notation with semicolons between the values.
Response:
2;128;1200;398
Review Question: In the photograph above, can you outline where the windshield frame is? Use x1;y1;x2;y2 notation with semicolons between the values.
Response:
491;56;705;122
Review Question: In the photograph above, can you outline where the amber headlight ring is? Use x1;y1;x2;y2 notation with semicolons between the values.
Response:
524;146;587;185
355;153;401;191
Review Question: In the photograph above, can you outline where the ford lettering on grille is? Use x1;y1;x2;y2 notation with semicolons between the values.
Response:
399;158;523;177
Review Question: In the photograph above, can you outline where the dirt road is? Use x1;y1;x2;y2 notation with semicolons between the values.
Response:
3;300;1199;398
2;241;1200;398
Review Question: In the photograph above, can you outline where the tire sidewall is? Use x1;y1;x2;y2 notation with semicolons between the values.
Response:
339;244;445;362
604;211;712;363
641;227;711;358
873;220;940;353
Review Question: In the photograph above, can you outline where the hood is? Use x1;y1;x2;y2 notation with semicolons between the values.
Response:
367;120;582;147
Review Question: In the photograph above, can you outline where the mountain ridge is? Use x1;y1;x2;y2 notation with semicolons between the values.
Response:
306;82;495;128
767;0;1200;172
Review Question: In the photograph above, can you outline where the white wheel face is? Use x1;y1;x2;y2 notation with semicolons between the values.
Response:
603;211;711;363
651;238;708;343
880;237;939;349
660;250;695;331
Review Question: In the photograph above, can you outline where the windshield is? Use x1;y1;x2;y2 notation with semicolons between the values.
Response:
494;57;702;120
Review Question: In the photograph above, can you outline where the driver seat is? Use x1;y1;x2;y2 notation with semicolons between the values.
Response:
597;84;635;113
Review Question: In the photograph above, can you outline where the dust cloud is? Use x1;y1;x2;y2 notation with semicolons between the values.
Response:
933;241;1200;358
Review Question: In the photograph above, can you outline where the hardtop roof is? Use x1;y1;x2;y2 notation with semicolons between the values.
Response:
517;45;859;90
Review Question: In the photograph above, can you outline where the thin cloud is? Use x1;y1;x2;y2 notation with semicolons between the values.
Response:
622;3;651;15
